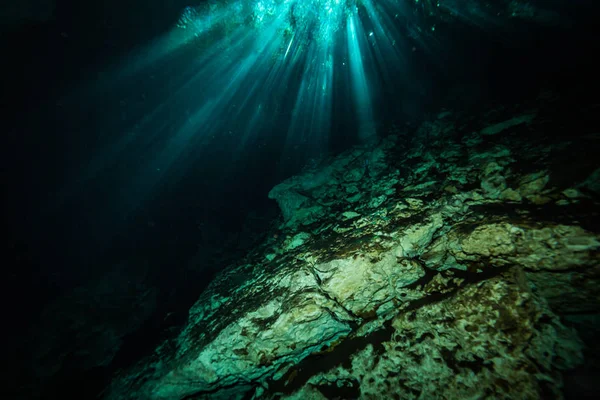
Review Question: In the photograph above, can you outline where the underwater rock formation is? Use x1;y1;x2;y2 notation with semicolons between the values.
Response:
101;93;600;399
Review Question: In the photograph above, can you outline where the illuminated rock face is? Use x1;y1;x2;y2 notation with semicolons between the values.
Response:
102;97;600;399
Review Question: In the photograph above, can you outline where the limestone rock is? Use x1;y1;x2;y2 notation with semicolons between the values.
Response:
103;99;600;399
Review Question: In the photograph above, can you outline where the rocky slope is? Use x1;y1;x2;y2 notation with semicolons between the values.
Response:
103;93;600;399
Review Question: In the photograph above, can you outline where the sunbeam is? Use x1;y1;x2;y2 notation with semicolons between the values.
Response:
67;0;422;213
57;0;568;223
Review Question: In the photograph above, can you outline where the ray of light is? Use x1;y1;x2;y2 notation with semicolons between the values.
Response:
58;0;561;223
347;9;376;140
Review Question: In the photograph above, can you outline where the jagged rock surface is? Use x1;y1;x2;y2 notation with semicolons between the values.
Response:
104;96;600;399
